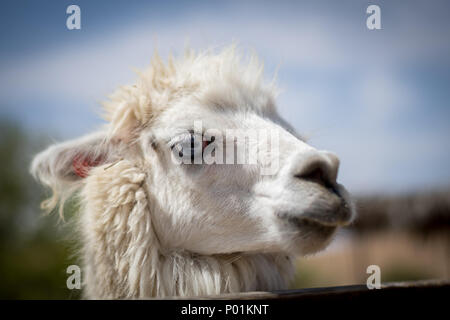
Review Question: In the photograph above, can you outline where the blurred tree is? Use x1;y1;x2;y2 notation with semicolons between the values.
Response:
0;119;80;299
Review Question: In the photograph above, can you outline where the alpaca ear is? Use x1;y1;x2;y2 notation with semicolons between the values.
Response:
30;131;113;186
31;131;122;215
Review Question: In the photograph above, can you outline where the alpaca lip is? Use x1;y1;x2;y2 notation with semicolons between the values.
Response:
288;217;338;241
281;199;351;229
289;217;338;230
295;188;353;227
300;202;353;227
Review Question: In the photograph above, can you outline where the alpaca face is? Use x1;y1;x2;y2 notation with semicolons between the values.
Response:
31;47;355;263
138;88;355;256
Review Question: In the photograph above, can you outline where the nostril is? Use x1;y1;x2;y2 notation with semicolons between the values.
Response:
294;152;340;190
296;166;332;189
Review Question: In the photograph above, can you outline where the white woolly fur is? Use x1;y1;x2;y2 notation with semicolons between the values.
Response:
30;45;354;299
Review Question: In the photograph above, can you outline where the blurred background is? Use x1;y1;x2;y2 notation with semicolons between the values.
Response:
0;0;449;298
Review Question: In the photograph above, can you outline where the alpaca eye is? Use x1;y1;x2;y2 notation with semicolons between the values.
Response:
170;133;216;164
170;132;203;163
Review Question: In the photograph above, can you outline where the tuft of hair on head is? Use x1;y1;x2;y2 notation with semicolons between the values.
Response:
101;44;278;140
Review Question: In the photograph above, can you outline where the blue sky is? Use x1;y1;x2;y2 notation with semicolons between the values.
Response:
1;0;450;194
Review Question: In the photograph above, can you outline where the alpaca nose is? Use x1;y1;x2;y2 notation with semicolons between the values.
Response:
294;151;340;190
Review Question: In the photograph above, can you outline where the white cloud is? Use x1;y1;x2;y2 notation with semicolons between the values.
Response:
2;2;448;103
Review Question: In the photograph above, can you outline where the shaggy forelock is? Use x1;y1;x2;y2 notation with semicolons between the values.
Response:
102;45;279;140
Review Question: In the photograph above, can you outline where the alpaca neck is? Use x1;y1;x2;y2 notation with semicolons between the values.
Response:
150;250;295;297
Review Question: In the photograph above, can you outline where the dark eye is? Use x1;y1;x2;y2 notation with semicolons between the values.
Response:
171;133;215;163
170;132;215;163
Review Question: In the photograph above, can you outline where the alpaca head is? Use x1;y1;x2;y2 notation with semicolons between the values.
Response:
31;46;355;263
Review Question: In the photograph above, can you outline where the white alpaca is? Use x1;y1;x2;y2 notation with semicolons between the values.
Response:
31;46;355;298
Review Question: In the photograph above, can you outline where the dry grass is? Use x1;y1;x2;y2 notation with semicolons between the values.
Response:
292;230;450;288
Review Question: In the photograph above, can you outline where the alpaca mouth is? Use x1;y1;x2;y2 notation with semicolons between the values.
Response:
289;217;337;235
300;199;353;227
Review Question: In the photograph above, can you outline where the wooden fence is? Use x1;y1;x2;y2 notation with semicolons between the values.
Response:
188;279;449;303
